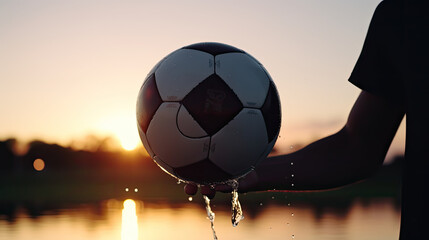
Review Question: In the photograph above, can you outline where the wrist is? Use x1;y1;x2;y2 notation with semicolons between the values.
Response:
253;155;294;191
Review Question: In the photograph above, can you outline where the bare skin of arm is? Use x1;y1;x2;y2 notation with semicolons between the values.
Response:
185;90;405;197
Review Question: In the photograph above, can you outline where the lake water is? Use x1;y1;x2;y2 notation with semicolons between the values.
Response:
0;195;400;240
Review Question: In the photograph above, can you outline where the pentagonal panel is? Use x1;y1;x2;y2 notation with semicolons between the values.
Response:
155;49;214;101
209;108;268;176
177;105;208;138
182;74;243;135
174;158;233;184
146;102;210;168
136;73;163;133
261;81;282;142
215;53;270;108
137;124;155;158
182;42;244;56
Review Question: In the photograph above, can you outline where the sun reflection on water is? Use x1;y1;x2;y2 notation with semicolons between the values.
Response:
122;199;138;240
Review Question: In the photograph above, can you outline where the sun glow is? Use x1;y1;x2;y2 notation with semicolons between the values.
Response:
118;133;139;151
97;113;141;151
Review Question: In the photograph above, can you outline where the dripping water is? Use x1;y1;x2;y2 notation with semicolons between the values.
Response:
229;180;244;227
204;195;218;240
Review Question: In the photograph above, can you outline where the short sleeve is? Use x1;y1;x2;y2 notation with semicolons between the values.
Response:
348;0;405;103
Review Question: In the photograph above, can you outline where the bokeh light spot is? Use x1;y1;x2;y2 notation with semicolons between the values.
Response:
33;158;45;171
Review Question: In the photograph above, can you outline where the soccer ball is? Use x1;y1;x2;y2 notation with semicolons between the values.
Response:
136;42;281;185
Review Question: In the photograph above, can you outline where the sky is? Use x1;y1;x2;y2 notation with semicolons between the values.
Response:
0;0;405;159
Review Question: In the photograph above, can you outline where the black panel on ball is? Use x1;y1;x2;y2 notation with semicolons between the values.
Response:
136;74;163;133
261;81;281;142
174;158;232;184
182;42;244;56
182;74;243;136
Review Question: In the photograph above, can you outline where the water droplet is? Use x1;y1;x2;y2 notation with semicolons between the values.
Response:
271;196;275;199
259;203;263;206
288;203;291;206
291;174;294;177
125;188;129;192
291;213;294;216
177;180;182;184
188;196;193;202
291;183;294;187
292;234;295;239
290;162;294;166
134;188;138;192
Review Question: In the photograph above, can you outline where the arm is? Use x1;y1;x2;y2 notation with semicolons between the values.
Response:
185;90;405;196
240;90;405;191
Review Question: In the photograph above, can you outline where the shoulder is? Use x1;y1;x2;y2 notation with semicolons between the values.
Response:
374;0;401;17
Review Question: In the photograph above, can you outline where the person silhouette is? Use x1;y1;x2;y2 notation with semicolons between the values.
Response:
185;0;429;239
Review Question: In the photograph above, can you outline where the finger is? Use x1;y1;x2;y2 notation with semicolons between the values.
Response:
184;183;198;195
201;185;216;199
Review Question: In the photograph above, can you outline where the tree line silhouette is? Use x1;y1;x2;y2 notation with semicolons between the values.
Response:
0;138;161;175
0;138;404;222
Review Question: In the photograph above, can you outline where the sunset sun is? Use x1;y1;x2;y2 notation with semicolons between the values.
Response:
97;113;141;151
118;131;139;151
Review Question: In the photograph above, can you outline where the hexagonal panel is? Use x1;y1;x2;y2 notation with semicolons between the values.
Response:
155;49;214;101
209;108;269;176
136;73;163;133
177;105;208;138
215;52;270;108
153;155;177;179
145;50;176;80
182;74;243;136
137;123;155;158
256;137;277;167
146;102;210;168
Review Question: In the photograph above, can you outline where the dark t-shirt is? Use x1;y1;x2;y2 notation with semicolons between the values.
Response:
349;0;429;239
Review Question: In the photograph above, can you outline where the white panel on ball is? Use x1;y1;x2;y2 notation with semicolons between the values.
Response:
137;124;155;158
155;49;214;101
177;105;208;138
145;50;176;80
255;138;277;167
153;155;177;178
146;102;210;168
215;53;270;108
209;108;269;176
